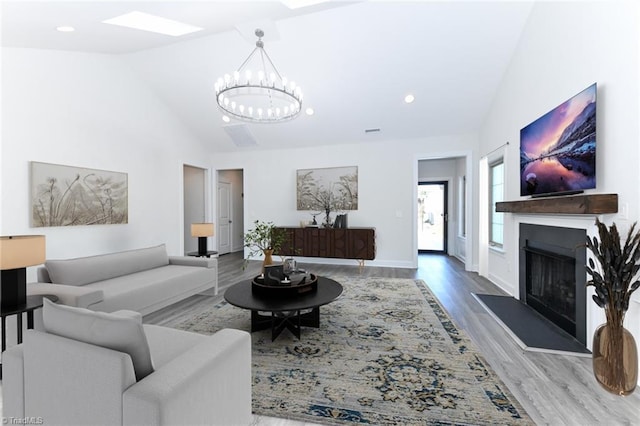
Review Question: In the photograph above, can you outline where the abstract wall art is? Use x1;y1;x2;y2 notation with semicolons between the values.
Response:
296;166;358;212
31;161;128;227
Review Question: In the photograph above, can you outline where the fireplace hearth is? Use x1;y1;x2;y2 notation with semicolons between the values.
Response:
519;223;587;345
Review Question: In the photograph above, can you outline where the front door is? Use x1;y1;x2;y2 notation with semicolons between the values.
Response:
417;181;448;253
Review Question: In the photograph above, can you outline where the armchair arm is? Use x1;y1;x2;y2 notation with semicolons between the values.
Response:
123;328;251;426
3;344;25;419
20;330;137;426
169;256;217;268
27;283;104;308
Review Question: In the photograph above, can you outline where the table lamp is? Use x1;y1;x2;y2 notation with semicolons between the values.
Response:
0;235;46;307
191;223;214;256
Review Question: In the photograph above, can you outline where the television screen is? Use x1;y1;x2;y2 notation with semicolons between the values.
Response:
520;83;596;197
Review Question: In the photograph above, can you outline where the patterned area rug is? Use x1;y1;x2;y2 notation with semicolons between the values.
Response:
176;276;533;425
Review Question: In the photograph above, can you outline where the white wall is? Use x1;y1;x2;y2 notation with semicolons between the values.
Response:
0;48;213;278
479;1;639;353
213;135;479;268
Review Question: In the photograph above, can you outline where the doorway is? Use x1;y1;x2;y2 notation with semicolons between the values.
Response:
183;165;207;254
417;181;448;253
217;169;244;255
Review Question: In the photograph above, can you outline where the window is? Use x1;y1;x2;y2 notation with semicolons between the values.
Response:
490;160;504;247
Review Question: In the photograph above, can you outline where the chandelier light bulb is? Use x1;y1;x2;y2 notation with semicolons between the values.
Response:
224;74;231;84
248;107;253;116
245;70;252;83
222;115;230;123
231;101;236;111
258;70;265;83
239;105;245;114
257;108;263;117
282;77;288;89
233;71;240;83
284;106;289;115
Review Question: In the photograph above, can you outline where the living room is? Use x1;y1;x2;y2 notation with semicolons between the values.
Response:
1;0;639;425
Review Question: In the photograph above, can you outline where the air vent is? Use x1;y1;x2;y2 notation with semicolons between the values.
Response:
223;124;258;147
365;128;381;133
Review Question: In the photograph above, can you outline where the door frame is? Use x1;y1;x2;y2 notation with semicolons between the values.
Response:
417;180;448;254
217;180;232;255
412;150;474;272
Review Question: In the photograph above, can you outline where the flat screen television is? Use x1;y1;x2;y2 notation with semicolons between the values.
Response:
520;83;596;197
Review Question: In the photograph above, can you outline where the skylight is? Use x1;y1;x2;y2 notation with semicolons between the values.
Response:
102;11;203;37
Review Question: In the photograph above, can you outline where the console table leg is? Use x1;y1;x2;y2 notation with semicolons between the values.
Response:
357;259;365;273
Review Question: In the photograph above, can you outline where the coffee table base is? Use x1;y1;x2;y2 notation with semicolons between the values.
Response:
251;308;321;341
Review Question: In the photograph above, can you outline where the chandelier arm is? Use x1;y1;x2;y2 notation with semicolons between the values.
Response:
259;48;285;82
236;47;261;72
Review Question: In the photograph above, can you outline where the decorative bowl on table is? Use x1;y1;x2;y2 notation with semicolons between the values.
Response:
252;272;318;296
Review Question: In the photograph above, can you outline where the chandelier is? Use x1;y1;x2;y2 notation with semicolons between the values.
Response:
214;29;303;123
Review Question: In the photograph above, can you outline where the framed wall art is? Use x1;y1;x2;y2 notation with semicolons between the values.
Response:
296;166;358;212
31;161;128;227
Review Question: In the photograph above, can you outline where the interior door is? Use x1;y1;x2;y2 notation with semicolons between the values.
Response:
217;181;232;255
417;181;448;253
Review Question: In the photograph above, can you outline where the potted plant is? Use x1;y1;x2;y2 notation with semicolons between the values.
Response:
243;220;286;271
585;218;640;395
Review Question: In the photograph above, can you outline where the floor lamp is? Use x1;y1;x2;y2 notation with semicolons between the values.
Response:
191;223;214;256
0;235;46;308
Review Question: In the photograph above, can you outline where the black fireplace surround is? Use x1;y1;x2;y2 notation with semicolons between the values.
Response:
519;223;587;346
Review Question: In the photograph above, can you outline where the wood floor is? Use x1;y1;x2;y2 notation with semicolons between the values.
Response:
148;252;640;426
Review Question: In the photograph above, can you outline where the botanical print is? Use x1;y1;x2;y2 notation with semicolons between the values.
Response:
31;161;128;227
296;166;358;211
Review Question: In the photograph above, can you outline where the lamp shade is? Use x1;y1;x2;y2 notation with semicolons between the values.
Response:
0;235;46;270
191;223;214;238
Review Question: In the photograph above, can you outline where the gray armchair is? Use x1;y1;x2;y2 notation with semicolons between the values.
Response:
3;302;252;426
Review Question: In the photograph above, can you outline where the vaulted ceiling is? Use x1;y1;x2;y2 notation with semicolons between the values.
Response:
1;1;535;152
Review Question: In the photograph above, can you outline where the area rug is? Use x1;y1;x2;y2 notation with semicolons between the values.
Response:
175;277;534;425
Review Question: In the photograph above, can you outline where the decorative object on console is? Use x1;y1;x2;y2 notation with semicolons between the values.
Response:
0;235;45;307
31;161;128;227
243;220;286;271
191;223;215;256
214;29;302;123
296;166;358;227
586;219;639;395
520;83;596;197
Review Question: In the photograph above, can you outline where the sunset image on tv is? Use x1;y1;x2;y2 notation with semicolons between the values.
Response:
520;83;596;196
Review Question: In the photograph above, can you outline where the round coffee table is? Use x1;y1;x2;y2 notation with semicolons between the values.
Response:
224;276;343;341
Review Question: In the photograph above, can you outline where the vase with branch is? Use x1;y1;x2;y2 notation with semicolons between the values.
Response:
585;218;639;395
243;220;286;272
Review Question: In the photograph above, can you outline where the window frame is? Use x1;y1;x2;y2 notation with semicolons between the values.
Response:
489;159;504;248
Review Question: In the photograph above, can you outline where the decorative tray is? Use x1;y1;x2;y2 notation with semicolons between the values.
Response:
252;272;318;296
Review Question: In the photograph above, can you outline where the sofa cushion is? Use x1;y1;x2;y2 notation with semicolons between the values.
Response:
42;299;154;381
45;244;169;286
85;265;215;314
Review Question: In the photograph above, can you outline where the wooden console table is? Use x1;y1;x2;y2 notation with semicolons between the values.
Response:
275;227;376;270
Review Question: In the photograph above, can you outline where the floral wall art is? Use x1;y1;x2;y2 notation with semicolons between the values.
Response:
31;161;128;227
296;166;358;226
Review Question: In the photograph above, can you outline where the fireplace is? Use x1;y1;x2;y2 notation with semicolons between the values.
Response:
519;224;587;345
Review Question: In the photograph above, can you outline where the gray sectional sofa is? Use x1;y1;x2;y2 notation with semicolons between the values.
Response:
29;244;217;314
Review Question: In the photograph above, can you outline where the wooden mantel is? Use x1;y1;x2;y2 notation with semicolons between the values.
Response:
496;193;618;215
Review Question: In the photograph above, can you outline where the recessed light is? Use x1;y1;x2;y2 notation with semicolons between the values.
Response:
102;11;203;37
404;94;415;104
222;115;231;123
305;108;314;116
56;26;75;32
